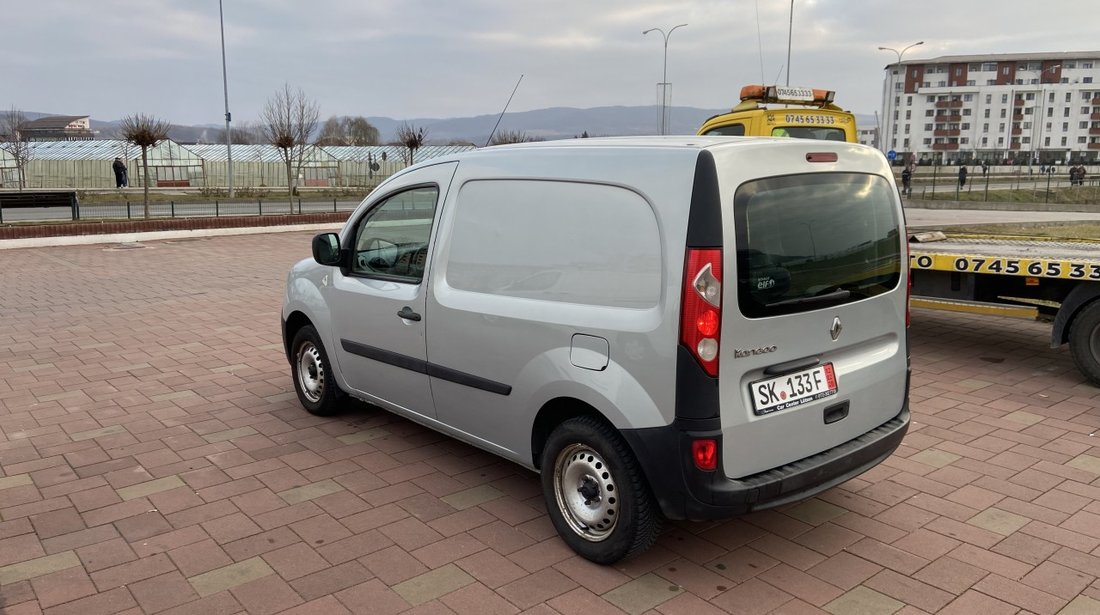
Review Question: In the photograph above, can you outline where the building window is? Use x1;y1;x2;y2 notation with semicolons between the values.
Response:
1044;137;1051;146
981;137;988;146
1083;62;1094;69
961;123;971;130
937;81;946;87
984;109;991;118
1023;121;1032;129
1025;93;1035;100
999;123;1006;131
925;109;935;117
1063;122;1070;131
982;62;997;71
985;94;992;104
905;110;912;119
1079;136;1088;144
1061;137;1067;146
1081;121;1090;129
927;95;936;103
921;82;930;88
1083;92;1093;100
924;123;933;131
1022;136;1031;144
923;138;932;145
1001;94;1009;104
1065;61;1076;69
960;137;969;144
906;96;913;105
1065;107;1071;117
903;139;910;148
1067;93;1073;102
904;124;910;134
1085;77;1094;83
1047;107;1054;117
982;123;989;132
911;69;919;78
962;108;972;116
1002;66;1010;75
1083;107;1091;114
963;94;974;102
968;63;981;71
997;137;1004;146
986;79;997;86
1000;109;1007;118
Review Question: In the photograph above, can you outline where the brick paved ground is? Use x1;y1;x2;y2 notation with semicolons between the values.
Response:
1;231;1099;615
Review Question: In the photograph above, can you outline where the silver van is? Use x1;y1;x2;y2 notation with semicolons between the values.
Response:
281;137;910;563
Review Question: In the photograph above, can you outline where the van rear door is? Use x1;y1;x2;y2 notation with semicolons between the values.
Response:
716;156;907;479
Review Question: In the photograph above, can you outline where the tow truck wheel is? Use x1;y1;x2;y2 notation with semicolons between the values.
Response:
1069;300;1100;387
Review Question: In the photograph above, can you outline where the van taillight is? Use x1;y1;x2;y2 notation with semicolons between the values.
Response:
680;248;722;377
692;439;718;471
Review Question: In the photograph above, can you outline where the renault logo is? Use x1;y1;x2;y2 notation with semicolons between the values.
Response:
830;316;843;341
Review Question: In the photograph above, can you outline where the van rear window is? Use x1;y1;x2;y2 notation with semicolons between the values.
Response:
734;173;901;318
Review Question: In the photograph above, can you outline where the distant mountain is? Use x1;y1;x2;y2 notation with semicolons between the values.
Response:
365;105;733;144
16;105;879;144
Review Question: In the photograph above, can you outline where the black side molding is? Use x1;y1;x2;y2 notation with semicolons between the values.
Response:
340;339;512;396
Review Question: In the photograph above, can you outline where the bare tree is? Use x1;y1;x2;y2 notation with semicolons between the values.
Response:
0;107;33;190
395;122;426;165
119;113;171;219
315;116;380;147
489;129;541;146
345;117;380;146
260;83;320;211
211;121;264;145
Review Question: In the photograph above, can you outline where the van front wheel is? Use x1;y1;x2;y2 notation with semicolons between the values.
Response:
291;325;345;416
1069;300;1100;386
540;416;661;564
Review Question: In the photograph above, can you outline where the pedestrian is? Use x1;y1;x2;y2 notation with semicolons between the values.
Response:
981;161;988;176
958;165;968;189
112;157;128;189
901;166;912;197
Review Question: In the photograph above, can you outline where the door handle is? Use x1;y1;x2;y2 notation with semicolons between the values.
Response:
397;306;421;322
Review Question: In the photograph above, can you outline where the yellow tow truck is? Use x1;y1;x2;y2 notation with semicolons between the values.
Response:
698;85;857;142
909;233;1100;385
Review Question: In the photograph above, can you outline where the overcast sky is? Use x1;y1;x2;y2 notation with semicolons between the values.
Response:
7;0;1098;127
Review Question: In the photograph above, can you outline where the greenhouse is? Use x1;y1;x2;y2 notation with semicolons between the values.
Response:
24;140;204;189
2;141;478;190
0;147;17;188
189;143;340;189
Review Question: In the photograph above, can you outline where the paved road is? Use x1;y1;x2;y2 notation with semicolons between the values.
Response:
1;230;1098;613
905;206;1100;228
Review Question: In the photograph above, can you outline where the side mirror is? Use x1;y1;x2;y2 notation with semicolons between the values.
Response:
312;233;341;266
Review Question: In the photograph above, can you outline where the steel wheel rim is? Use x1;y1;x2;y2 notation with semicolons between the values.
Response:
552;443;619;542
296;341;324;403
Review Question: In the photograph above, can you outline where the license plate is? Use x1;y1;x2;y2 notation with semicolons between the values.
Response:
751;363;838;416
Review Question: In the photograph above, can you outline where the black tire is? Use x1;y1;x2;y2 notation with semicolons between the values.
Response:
540;416;661;564
290;325;346;416
1069;300;1100;386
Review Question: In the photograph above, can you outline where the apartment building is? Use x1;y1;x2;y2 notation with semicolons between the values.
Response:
881;52;1100;165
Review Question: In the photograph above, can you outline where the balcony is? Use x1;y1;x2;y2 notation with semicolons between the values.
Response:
1090;127;1100;135
1010;143;1022;150
1090;142;1100;150
1013;114;1024;121
1014;99;1025;107
1091;112;1100;120
935;100;964;109
933;129;961;137
1092;97;1100;105
1011;128;1023;135
932;142;960;151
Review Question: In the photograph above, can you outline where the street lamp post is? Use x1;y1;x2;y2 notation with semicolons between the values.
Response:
218;0;234;197
877;41;924;156
643;23;688;135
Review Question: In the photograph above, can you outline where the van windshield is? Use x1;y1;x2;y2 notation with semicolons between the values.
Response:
771;126;847;141
734;173;901;318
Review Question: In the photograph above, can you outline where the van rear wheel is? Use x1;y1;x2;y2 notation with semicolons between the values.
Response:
291;325;345;416
540;416;661;564
1069;300;1100;386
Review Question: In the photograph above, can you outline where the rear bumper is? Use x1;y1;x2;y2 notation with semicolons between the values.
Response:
621;402;910;521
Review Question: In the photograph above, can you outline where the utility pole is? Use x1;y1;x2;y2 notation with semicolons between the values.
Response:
219;0;234;197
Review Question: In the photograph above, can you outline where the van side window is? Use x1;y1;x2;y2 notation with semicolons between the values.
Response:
351;186;438;282
704;123;745;136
